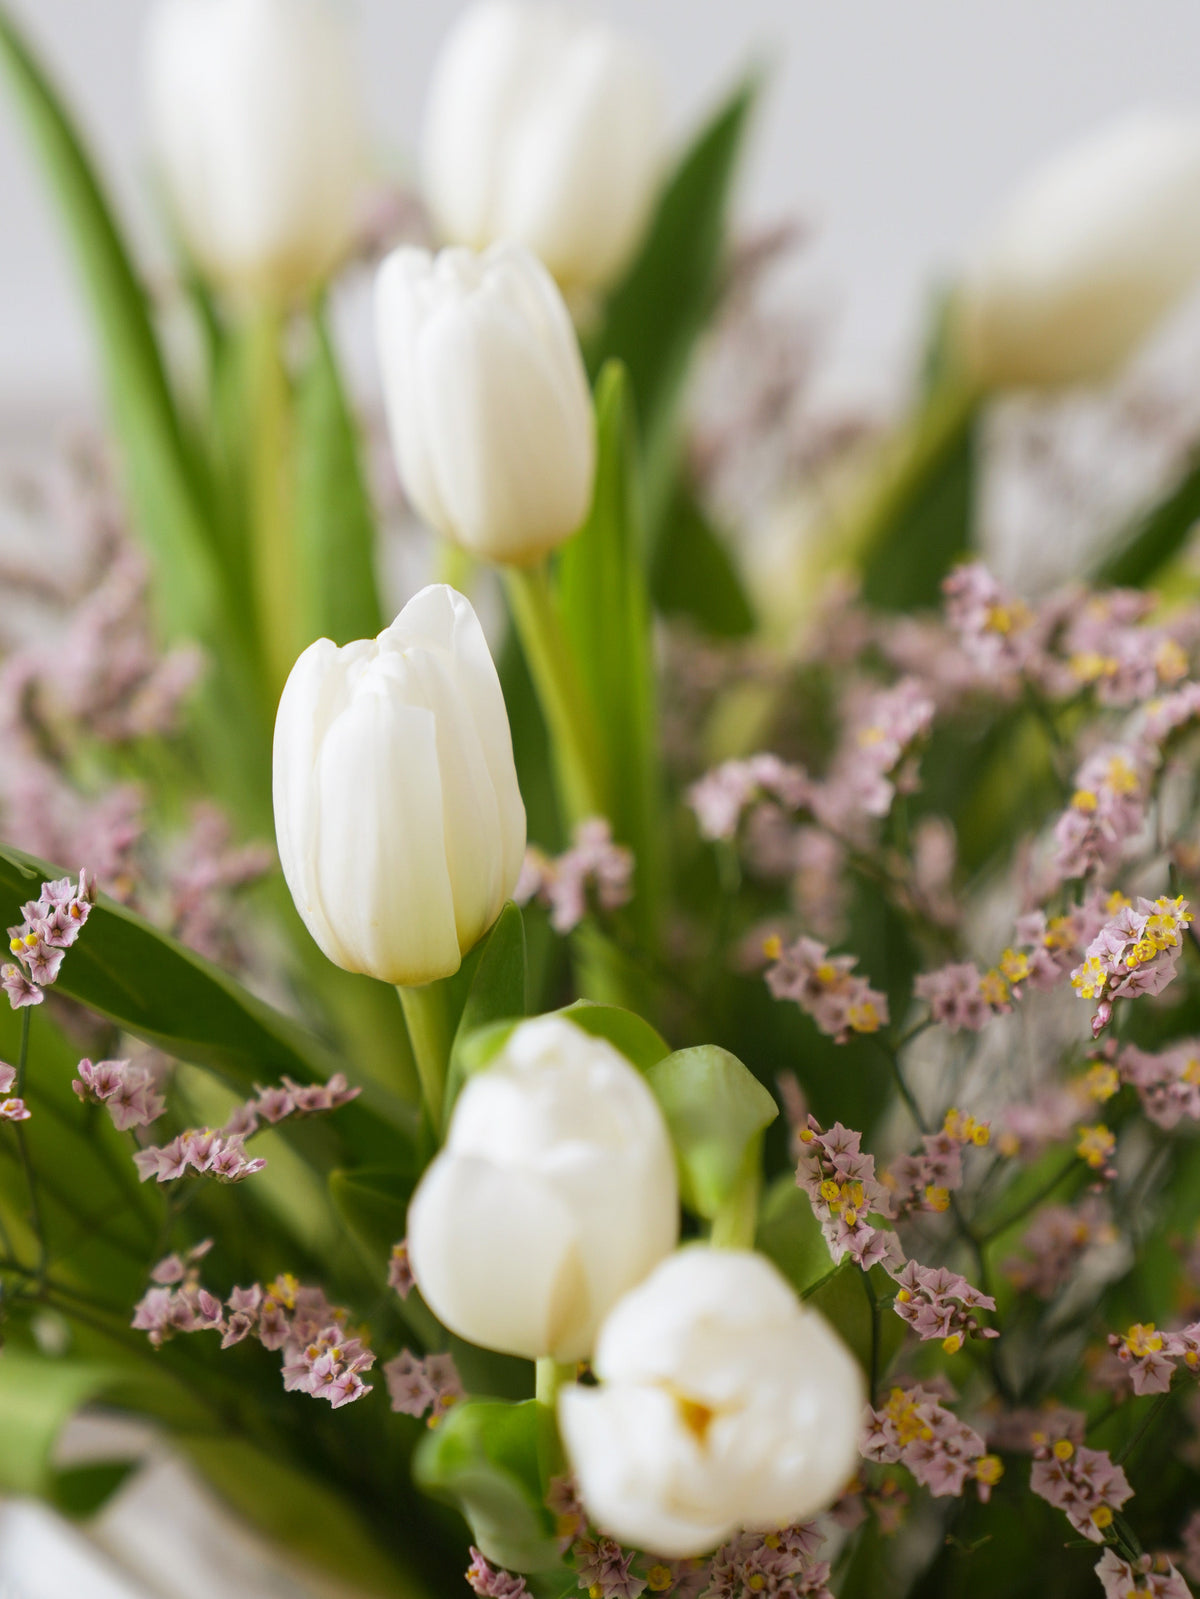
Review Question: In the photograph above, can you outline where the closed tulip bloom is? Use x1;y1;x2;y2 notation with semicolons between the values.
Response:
272;585;525;987
558;1247;864;1558
376;242;596;564
406;1015;679;1361
961;111;1200;389
145;0;365;299
421;0;665;293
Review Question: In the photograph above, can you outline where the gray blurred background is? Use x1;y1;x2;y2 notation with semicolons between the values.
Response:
6;0;1200;420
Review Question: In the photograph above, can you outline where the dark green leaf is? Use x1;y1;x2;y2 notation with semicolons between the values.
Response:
294;301;384;647
414;1398;563;1573
645;1044;777;1218
1094;447;1200;588
329;1164;418;1264
585;75;759;523
804;1261;904;1381
558;363;662;938
651;481;756;638
446;904;527;1117
756;1175;831;1295
50;1460;139;1519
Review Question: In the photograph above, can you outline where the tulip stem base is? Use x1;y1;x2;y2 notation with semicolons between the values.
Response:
535;1356;572;1409
709;1140;762;1251
503;563;607;825
398;981;452;1136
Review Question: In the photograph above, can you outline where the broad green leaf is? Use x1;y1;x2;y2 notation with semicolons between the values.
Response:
805;1261;905;1382
1094;446;1200;588
0;5;219;645
445;904;527;1117
414;1398;562;1574
756;1175;833;1295
652;481;757;638
50;1461;139;1519
558;363;662;938
556;1000;670;1072
294;300;384;648
329;1164;418;1264
0;1349;118;1495
585;75;759;524
645;1045;777;1219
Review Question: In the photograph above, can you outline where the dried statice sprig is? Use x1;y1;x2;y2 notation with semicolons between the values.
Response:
764;937;888;1043
1095;1549;1192;1599
862;1383;1002;1502
887;1261;998;1354
514;817;634;934
2;870;94;1011
0;1061;30;1122
794;1117;899;1269
1004;1197;1117;1298
1029;1433;1133;1543
1069;894;1191;1037
1107;1320;1200;1396
72;1056;166;1131
383;1349;464;1427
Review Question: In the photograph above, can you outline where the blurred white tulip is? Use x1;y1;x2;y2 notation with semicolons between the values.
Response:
558;1247;864;1558
272;584;526;987
144;0;365;300
961;111;1200;388
406;1015;679;1361
375;242;596;564
421;0;665;294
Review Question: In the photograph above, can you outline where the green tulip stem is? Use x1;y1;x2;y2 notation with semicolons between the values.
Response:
398;981;453;1137
535;1356;572;1409
247;302;297;702
503;562;609;827
708;1140;762;1251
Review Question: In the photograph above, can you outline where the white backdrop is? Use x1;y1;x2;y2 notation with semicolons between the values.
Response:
4;0;1200;412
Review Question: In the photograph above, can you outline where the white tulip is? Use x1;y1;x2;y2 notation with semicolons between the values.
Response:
406;1015;679;1361
558;1247;864;1558
421;0;665;293
144;0;365;299
961;111;1200;389
375;242;596;564
272;585;526;987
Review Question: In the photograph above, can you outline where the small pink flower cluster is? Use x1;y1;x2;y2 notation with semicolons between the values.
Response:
995;1083;1093;1161
943;564;1043;679
466;1548;529;1599
575;1537;647;1599
1139;680;1200;747
1070;894;1191;1037
1118;1043;1200;1130
765;937;888;1043
388;1240;414;1298
1095;1549;1192;1599
515;818;635;934
0;1060;30;1122
687;754;809;843
702;1523;832;1599
1060;589;1191;708
821;677;934;822
861;1383;1000;1501
1029;1434;1132;1542
795;1117;899;1269
132;1128;266;1184
1053;746;1148;882
2;871;94;1009
1004;1197;1116;1299
914;960;1012;1032
887;1260;997;1353
72;1055;165;1130
383;1348;464;1426
230;1071;361;1132
1107;1320;1200;1396
883;1108;991;1219
133;1262;375;1406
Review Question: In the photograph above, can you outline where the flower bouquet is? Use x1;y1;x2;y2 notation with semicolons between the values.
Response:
2;4;1200;1598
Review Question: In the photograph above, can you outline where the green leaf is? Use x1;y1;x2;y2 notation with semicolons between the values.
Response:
50;1460;139;1519
414;1399;563;1574
555;1000;670;1072
329;1164;418;1264
0;1349;117;1495
558;363;662;938
651;481;757;638
446;904;528;1117
294;300;384;647
645;1045;777;1219
586;75;759;524
804;1261;904;1381
0;5;219;645
756;1175;834;1295
1094;446;1200;588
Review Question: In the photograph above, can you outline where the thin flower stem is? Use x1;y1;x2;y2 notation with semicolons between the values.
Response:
398;981;453;1138
861;1269;882;1405
977;1155;1078;1244
11;1008;46;1287
876;1038;929;1135
1113;1389;1172;1468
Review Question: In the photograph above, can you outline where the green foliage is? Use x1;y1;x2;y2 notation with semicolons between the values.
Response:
329;1165;417;1266
803;1261;905;1381
646;1044;777;1219
0;1349;118;1495
294;300;384;648
1094;445;1200;588
555;1000;670;1072
50;1460;139;1519
414;1398;563;1574
651;481;757;639
445;904;528;1117
755;1173;831;1294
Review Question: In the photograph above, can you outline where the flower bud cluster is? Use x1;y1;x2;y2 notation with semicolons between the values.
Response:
765;939;888;1043
794;1117;897;1268
861;1383;1000;1501
383;1349;464;1427
887;1260;998;1354
3;871;94;1009
1070;894;1191;1036
73;1056;166;1131
1029;1435;1132;1542
1107;1320;1200;1395
883;1108;990;1216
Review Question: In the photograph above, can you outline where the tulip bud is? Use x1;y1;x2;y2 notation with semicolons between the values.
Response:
961;111;1200;389
421;0;666;294
144;0;365;300
375;242;596;564
558;1247;864;1558
406;1015;679;1361
272;585;526;987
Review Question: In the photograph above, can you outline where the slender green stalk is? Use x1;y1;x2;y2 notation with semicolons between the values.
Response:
535;1357;572;1409
247;302;296;700
502;563;608;825
10;1007;46;1286
709;1143;762;1250
398;982;453;1137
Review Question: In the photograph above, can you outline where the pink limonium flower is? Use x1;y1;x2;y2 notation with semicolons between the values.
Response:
466;1548;529;1599
1095;1550;1193;1599
888;1260;998;1353
765;936;888;1042
1070;894;1191;1037
513;818;634;934
132;1129;266;1184
388;1240;414;1299
73;1056;165;1131
1004;1196;1117;1299
1052;746;1148;883
383;1348;463;1426
883;1108;990;1218
794;1116;900;1269
914;961;1012;1032
1118;1042;1200;1129
3;870;94;1009
862;1383;1001;1502
574;1537;647;1599
1029;1434;1132;1542
686;754;809;843
702;1525;832;1599
1107;1320;1200;1395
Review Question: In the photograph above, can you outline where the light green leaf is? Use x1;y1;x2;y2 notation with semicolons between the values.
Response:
585;74;759;526
651;481;757;638
555;1000;670;1072
413;1398;563;1574
756;1174;834;1295
445;904;527;1118
558;363;662;939
645;1044;777;1219
0;1349;118;1495
294;300;384;648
